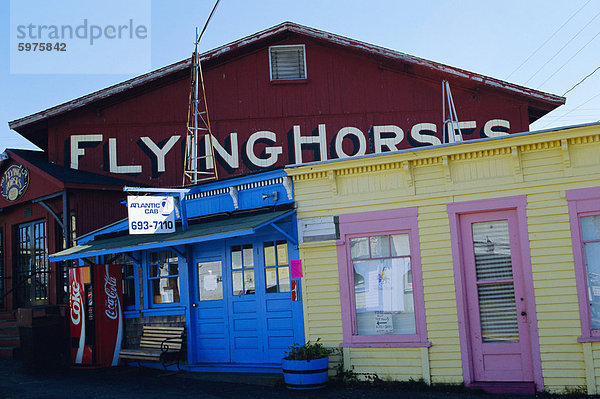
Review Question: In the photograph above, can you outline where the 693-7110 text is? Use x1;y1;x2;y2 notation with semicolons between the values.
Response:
130;220;174;231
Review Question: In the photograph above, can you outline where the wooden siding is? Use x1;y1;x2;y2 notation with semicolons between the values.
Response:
288;125;600;393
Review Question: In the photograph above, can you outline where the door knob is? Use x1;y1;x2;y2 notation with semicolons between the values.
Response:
521;311;526;316
192;303;198;308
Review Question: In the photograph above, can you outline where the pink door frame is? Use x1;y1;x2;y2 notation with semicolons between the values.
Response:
447;196;543;390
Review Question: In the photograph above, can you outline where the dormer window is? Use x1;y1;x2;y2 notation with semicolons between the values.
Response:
269;45;306;81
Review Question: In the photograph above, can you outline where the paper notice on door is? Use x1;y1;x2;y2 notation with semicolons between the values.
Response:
204;275;218;291
593;286;600;297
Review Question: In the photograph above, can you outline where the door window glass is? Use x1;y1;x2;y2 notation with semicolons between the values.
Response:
472;220;519;342
232;245;254;295
198;261;223;301
264;240;290;293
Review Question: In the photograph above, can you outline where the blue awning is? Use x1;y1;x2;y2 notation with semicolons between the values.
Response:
50;209;295;262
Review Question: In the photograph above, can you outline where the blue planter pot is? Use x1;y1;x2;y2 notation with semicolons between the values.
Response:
282;356;329;390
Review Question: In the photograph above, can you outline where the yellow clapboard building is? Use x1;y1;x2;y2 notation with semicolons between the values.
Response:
286;123;600;394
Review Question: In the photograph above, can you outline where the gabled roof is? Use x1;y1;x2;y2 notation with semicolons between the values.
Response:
6;149;140;188
9;22;565;143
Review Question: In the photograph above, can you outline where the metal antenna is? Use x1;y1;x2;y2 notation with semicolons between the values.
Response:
183;0;221;186
442;80;463;144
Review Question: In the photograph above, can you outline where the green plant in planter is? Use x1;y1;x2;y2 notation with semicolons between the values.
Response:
284;338;332;361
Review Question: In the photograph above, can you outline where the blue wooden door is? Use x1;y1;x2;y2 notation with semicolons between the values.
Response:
191;242;230;363
228;242;263;363
227;237;300;365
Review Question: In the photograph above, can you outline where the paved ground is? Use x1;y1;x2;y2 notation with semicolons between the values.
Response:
0;359;577;399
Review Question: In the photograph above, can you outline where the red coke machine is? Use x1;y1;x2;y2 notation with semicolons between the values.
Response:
69;264;123;368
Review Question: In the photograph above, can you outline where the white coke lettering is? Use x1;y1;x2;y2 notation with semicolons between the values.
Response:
70;279;82;325
104;272;119;320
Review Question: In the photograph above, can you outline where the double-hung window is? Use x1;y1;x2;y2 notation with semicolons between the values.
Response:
567;187;600;340
337;207;428;346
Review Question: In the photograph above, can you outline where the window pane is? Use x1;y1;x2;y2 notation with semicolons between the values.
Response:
244;270;255;294
232;271;243;295
198;261;223;301
243;245;254;267
370;236;390;258
354;258;415;335
472;220;513;281
232;246;242;270
478;283;519;342
265;269;277;293
278;266;291;292
264;243;276;267
149;265;159;278
277;241;288;265
152;277;180;304
585;242;600;329
350;237;369;259
391;234;410;256
582;216;600;241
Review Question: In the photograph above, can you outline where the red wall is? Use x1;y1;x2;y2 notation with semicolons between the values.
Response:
46;36;531;186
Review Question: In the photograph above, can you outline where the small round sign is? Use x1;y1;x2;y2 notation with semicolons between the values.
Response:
1;164;30;202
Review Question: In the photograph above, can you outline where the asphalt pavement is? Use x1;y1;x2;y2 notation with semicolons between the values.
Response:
0;358;574;399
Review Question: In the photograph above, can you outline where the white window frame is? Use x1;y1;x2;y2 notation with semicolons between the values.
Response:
269;44;307;81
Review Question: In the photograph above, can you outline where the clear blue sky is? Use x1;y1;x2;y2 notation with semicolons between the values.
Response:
2;0;599;153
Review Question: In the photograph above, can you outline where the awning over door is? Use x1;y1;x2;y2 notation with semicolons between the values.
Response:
50;209;295;262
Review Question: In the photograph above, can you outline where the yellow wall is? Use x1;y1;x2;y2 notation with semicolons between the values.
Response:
288;125;600;392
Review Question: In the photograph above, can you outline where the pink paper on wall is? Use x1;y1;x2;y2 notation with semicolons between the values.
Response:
290;259;303;278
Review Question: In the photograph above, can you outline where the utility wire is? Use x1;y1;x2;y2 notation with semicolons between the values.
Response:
562;65;600;96
537;29;600;89
524;8;600;85
506;0;591;79
541;91;600;128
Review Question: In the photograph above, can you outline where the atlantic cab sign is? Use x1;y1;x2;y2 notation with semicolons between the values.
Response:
1;164;29;201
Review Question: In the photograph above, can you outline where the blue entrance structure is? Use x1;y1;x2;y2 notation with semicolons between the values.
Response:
50;170;304;372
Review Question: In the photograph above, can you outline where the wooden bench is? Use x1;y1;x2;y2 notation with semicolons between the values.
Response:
119;325;185;370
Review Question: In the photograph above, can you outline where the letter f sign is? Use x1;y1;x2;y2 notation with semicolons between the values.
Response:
70;134;103;169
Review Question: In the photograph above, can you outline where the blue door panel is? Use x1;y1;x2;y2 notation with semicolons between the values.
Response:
197;322;227;335
267;316;294;330
232;300;257;313
268;335;295;349
233;318;258;331
265;297;292;311
196;337;227;349
233;336;259;349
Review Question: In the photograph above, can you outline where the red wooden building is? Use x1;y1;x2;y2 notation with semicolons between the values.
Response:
1;22;564;360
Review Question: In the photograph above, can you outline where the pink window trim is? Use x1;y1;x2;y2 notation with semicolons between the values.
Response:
446;195;544;390
336;207;429;346
566;186;600;340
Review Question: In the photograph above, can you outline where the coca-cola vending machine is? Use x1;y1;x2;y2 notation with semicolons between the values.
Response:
69;264;123;368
